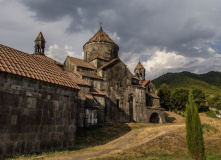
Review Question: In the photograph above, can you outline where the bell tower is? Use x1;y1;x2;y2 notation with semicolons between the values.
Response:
134;61;145;80
34;32;46;55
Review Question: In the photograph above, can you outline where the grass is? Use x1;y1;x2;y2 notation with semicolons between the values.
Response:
205;110;219;119
202;123;219;134
76;122;132;149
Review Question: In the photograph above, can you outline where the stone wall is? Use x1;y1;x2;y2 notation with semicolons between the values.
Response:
84;43;118;61
99;61;166;123
93;95;105;122
0;72;78;156
89;59;109;68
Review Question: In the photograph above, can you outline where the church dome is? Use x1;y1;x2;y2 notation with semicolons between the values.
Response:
84;27;118;47
83;27;119;61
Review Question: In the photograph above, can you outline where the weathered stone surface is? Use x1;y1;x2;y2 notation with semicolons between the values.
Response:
0;73;78;156
65;28;165;127
84;43;118;61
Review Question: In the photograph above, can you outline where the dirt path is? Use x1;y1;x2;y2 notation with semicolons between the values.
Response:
40;124;184;160
30;112;221;160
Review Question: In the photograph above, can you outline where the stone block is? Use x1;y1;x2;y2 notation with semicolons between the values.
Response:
10;134;20;141
11;115;17;125
27;97;37;109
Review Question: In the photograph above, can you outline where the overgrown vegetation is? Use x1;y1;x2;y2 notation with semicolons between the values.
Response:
186;92;206;160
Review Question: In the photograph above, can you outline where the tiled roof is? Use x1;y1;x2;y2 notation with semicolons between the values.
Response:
98;57;119;70
34;54;63;66
90;88;106;96
0;44;79;90
78;71;103;80
84;94;94;99
84;27;118;48
84;94;99;109
142;80;150;86
35;32;45;42
146;93;159;99
135;61;144;69
67;56;96;70
89;55;110;62
67;72;90;86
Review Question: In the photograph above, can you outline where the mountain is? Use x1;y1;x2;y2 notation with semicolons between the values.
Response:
152;71;221;96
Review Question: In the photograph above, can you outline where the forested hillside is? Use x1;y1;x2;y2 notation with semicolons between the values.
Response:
152;71;221;96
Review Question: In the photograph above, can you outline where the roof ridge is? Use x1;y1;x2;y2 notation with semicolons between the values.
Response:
67;56;96;70
0;44;30;56
97;57;119;70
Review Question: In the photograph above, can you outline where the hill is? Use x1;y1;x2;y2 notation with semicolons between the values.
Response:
152;71;221;96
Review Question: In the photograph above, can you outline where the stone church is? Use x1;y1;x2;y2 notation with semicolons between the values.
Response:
0;27;165;155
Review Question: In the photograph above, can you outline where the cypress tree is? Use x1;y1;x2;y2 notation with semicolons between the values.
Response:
185;92;206;160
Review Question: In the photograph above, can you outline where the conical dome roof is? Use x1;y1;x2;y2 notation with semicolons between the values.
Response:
135;61;144;69
84;27;118;47
35;32;45;42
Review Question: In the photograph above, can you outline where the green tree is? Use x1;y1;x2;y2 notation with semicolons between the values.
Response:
157;84;171;110
207;95;221;110
170;88;189;111
192;89;208;112
186;92;206;160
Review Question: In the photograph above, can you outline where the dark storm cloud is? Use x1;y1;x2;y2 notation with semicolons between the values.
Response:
22;0;221;60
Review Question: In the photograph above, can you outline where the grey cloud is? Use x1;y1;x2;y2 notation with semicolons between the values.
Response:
22;0;221;58
18;0;221;78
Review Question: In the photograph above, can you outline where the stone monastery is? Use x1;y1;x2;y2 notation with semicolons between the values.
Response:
0;27;166;155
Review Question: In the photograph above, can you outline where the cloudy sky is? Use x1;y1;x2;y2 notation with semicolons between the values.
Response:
0;0;221;80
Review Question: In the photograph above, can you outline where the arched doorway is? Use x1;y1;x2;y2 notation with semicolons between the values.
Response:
149;113;161;123
129;96;133;122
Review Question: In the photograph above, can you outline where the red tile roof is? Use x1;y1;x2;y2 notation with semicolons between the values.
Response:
67;72;90;86
67;56;96;70
142;80;150;86
78;71;103;80
90;88;106;96
34;54;63;66
84;27;118;48
0;44;79;90
98;57;119;70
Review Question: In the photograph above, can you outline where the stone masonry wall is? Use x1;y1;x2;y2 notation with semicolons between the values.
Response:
100;61;166;123
84;43;118;61
0;72;78;156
